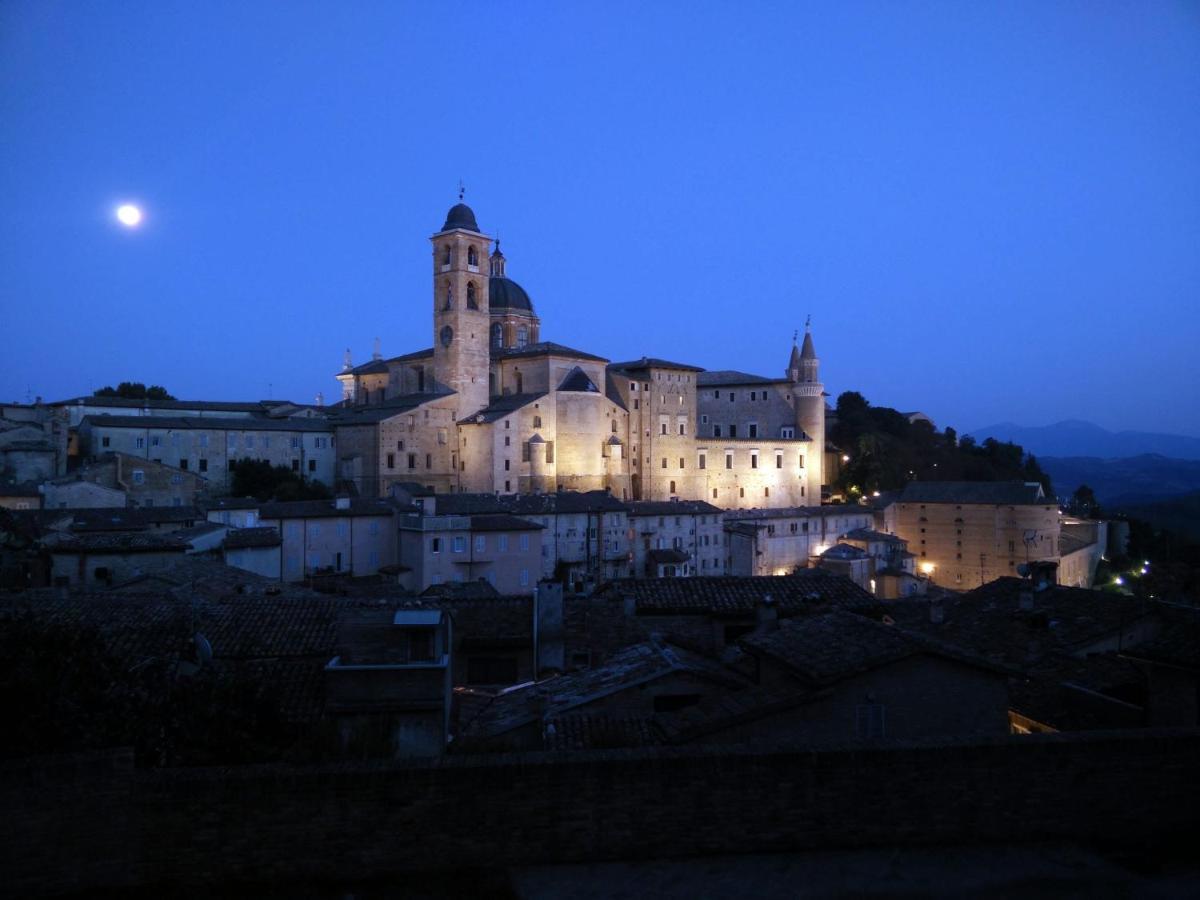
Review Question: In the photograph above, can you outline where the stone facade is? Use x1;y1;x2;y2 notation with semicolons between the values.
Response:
395;513;544;595
78;415;336;494
724;505;875;576
885;482;1060;589
43;452;206;510
333;200;828;508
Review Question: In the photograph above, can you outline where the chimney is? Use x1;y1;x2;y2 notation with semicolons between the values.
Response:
315;392;324;407
1019;590;1034;611
755;594;779;633
929;599;944;625
372;337;382;361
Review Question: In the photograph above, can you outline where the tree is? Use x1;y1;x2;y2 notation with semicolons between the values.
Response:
1068;484;1101;518
94;382;176;401
230;459;330;502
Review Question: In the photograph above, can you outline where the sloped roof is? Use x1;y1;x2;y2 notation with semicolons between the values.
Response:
81;415;333;433
459;393;547;425
460;640;745;740
628;500;723;516
222;526;282;549
898;481;1046;505
697;370;787;387
495;342;608;363
885;577;1159;670
558;366;601;393
597;571;875;616
607;357;704;373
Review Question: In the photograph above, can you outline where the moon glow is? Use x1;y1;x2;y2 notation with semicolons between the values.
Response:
116;204;144;227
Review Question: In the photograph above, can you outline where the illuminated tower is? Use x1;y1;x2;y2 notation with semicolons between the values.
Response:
789;317;825;501
431;195;492;419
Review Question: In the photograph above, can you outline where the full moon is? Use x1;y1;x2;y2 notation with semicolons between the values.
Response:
115;204;143;227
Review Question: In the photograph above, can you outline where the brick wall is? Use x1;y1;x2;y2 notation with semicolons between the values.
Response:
3;730;1198;897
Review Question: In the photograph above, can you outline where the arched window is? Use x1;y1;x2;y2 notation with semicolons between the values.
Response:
441;245;451;268
467;282;479;309
467;246;478;267
516;325;529;348
490;322;503;349
443;283;453;310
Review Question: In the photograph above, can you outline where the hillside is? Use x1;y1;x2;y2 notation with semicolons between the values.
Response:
1112;491;1200;543
1039;455;1200;506
968;420;1200;461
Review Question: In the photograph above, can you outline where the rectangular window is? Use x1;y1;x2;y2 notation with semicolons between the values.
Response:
431;537;441;553
661;423;667;435
263;437;270;449
408;453;416;469
135;437;145;449
498;534;508;552
751;453;758;469
519;533;529;551
504;459;510;471
748;424;758;438
245;436;254;449
725;453;733;469
179;458;189;470
199;434;209;448
519;568;529;586
308;459;316;472
713;425;722;437
151;436;160;447
729;425;737;438
425;453;432;468
198;459;207;472
698;453;706;469
661;458;668;469
132;469;145;484
291;459;300;472
776;453;783;469
387;453;395;469
453;535;465;553
679;457;685;469
474;535;486;553
291;437;300;449
102;436;111;448
397;439;405;451
856;703;886;739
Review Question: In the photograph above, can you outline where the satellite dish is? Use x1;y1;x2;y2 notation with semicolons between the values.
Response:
194;632;213;667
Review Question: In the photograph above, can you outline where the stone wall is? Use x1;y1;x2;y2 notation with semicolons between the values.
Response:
3;730;1198;897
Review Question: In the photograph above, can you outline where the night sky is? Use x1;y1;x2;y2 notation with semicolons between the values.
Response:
2;2;1197;436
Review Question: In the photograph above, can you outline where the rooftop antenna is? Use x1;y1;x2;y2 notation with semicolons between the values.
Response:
793;329;798;344
805;314;812;331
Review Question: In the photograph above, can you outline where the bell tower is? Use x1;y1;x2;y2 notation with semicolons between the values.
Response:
790;317;825;503
431;192;491;420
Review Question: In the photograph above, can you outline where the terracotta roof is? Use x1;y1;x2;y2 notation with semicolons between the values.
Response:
222;526;282;549
47;532;191;553
459;640;745;740
258;497;401;520
597;571;875;616
885;577;1159;670
469;514;544;532
432;490;630;516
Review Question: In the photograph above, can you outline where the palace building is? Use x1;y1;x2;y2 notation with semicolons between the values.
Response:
332;199;826;508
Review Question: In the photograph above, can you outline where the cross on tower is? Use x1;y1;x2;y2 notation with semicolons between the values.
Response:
458;179;465;201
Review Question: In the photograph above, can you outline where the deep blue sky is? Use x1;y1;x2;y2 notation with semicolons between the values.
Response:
2;2;1198;436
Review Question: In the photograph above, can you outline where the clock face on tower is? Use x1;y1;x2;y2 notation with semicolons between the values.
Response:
439;325;454;347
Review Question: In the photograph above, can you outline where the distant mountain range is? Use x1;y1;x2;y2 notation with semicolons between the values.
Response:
967;420;1200;461
1036;455;1200;506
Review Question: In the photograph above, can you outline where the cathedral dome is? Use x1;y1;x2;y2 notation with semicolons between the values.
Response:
489;276;534;312
441;203;480;233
